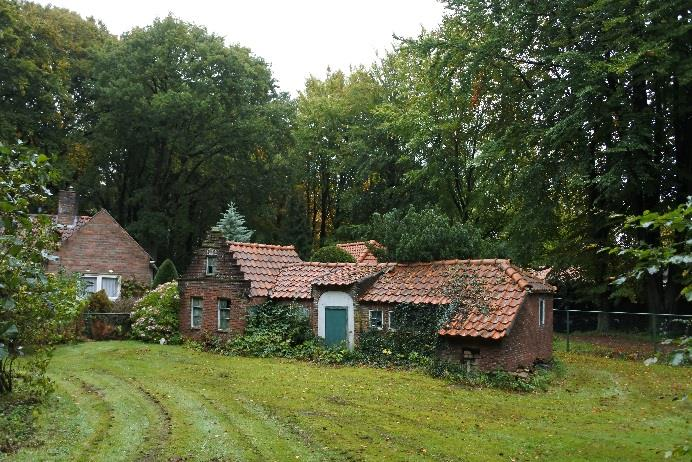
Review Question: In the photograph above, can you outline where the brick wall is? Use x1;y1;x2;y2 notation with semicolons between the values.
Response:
178;231;261;339
47;209;152;285
439;294;553;371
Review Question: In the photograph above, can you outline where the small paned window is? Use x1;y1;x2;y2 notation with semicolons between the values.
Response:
191;297;203;328
462;348;480;371
206;256;217;275
538;297;546;326
218;299;231;331
369;310;383;330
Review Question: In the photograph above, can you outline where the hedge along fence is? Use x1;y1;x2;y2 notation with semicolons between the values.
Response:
82;313;131;340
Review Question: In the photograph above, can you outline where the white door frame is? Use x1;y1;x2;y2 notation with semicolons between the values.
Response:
317;291;354;349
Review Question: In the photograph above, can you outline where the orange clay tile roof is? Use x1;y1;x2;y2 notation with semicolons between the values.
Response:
361;259;556;339
271;263;391;299
312;263;392;287
228;242;303;297
336;240;382;264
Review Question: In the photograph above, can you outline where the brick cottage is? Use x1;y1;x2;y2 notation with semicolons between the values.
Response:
179;232;555;371
44;189;154;299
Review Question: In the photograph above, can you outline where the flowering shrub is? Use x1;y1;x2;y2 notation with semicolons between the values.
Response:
130;282;180;343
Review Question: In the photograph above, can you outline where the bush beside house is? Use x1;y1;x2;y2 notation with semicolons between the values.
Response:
130;282;181;343
152;259;178;287
186;300;559;392
310;245;356;263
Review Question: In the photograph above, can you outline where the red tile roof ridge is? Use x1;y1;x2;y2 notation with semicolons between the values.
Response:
391;258;511;267
227;241;297;250
498;261;557;293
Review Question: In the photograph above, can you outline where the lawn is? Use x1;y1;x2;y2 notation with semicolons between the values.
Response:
3;341;690;462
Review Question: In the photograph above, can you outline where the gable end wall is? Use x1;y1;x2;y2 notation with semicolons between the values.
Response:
47;210;152;284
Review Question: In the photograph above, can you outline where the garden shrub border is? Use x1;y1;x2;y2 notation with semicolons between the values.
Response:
184;300;563;392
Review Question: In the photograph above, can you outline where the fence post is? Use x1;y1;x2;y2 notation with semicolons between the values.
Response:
650;313;657;354
566;310;570;353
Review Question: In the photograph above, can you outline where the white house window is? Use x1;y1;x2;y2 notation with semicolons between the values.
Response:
539;297;546;326
218;299;230;331
369;310;383;330
206;256;217;275
81;275;120;300
191;297;203;328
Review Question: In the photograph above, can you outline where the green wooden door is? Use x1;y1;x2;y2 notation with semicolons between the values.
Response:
325;306;348;347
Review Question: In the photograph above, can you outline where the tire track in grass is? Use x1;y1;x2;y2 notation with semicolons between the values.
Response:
66;370;167;462
8;374;114;462
90;352;326;461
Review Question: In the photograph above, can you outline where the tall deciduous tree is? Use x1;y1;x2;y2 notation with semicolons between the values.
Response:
84;16;291;265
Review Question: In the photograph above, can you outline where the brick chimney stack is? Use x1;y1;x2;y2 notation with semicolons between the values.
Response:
57;188;78;226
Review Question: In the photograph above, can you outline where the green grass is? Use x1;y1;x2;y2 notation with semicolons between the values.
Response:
2;341;690;461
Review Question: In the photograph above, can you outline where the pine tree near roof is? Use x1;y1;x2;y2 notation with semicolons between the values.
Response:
215;202;253;242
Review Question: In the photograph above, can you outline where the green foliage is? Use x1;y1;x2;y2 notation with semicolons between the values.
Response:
120;278;148;299
369;206;491;262
310;245;356;263
85;15;289;265
0;144;79;395
85;290;113;313
130;282;181;343
192;300;556;391
215;202;253;242
224;301;313;357
152;259;179;288
607;199;692;302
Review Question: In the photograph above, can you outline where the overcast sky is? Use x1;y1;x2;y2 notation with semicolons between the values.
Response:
36;0;447;95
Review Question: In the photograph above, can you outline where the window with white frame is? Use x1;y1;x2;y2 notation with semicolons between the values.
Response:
369;310;383;330
217;299;230;331
205;256;217;275
539;297;546;326
191;297;203;328
81;275;120;300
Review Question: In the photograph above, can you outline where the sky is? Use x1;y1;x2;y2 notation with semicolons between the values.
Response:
35;0;447;95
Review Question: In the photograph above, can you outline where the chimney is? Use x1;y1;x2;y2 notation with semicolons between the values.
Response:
57;188;78;226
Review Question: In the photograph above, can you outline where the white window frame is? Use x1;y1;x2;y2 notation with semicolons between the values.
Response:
205;256;217;275
81;274;121;300
538;297;546;326
217;299;231;331
368;310;383;330
191;297;203;329
388;310;399;331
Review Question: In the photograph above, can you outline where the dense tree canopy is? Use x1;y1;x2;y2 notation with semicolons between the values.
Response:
1;0;689;313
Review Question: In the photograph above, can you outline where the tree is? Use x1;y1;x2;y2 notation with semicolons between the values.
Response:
607;199;692;309
0;0;112;172
310;246;356;263
0;144;83;394
216;202;253;242
153;258;179;287
85;15;291;265
368;207;491;263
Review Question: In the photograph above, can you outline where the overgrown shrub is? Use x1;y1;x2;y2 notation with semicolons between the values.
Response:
130;282;180;343
120;278;148;299
152;259;178;287
226;301;314;357
188;300;561;392
86;290;113;313
310;245;356;263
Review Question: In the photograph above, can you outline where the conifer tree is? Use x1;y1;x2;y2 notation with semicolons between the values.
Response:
215;202;253;242
152;258;179;287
